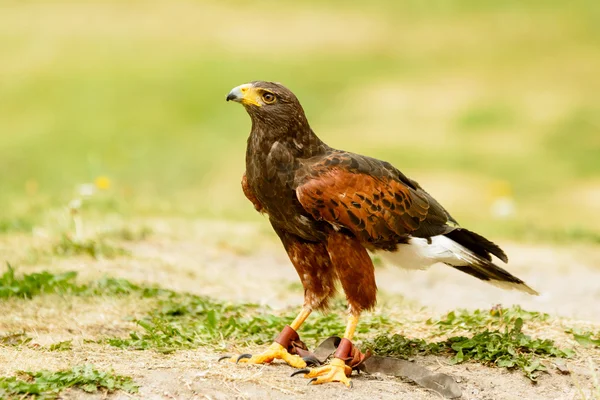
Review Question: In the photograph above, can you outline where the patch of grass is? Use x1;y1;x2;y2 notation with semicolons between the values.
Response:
567;329;600;348
364;334;447;358
52;234;129;259
0;333;74;351
0;365;138;399
105;293;292;352
106;294;287;353
107;294;394;353
0;264;78;299
0;334;73;351
427;305;550;334
446;319;573;380
0;332;32;347
367;317;573;381
47;340;73;352
0;265;163;299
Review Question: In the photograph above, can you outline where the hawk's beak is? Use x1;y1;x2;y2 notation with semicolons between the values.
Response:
226;83;261;106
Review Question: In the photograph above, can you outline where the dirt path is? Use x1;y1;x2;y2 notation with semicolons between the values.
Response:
1;219;599;399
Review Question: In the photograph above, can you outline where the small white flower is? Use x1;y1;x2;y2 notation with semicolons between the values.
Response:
68;198;82;211
78;183;96;197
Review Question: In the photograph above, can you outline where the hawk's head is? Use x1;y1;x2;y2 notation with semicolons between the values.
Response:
226;81;308;129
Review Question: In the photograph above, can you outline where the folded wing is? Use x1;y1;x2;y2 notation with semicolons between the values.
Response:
295;152;455;247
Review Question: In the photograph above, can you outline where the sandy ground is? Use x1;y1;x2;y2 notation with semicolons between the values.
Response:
1;219;599;399
1;344;595;400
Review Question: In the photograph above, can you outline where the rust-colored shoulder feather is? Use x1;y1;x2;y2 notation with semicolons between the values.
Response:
295;152;455;248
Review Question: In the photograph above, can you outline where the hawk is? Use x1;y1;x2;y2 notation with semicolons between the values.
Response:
223;81;537;386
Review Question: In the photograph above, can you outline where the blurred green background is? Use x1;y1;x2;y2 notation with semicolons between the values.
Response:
1;0;599;242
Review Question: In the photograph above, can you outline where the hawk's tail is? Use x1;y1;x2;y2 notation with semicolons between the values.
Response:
443;228;539;295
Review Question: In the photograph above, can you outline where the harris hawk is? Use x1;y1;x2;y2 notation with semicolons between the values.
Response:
223;81;537;387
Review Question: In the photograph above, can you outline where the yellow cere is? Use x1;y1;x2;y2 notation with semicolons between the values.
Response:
240;86;263;107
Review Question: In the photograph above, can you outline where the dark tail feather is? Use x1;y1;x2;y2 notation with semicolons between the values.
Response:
445;227;508;263
449;261;538;295
443;228;538;295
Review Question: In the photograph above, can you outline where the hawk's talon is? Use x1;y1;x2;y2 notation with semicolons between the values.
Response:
302;355;321;367
224;342;308;369
299;357;353;387
290;368;311;377
236;354;252;364
217;355;231;362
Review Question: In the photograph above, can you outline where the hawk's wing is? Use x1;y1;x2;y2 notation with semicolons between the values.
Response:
294;151;457;245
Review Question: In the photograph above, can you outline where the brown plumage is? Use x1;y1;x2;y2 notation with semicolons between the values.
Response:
224;81;537;386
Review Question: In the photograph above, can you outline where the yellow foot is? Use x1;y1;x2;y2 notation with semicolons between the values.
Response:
291;358;353;387
219;342;307;369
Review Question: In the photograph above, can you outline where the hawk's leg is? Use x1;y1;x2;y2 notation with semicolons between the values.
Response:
292;313;359;387
220;225;337;370
220;306;312;368
292;231;376;387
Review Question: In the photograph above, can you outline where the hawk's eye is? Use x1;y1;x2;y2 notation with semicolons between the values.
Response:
262;92;276;104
